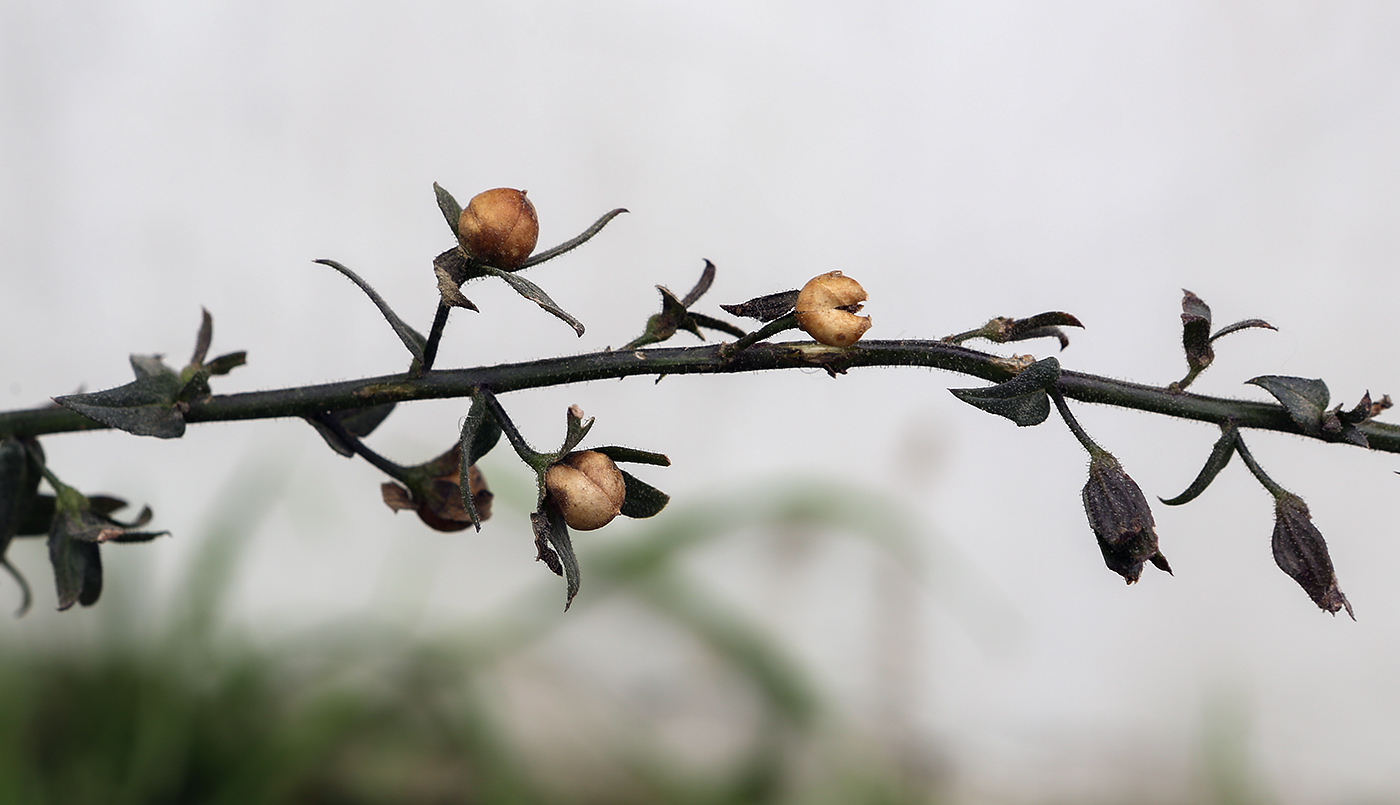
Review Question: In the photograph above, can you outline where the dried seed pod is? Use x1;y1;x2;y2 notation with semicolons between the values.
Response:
545;450;627;531
457;188;539;269
794;271;872;347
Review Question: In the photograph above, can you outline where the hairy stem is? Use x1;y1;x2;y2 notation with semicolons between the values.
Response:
4;338;1399;453
417;303;452;375
1049;386;1105;457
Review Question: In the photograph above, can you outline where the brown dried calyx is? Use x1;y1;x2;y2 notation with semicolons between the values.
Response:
545;450;627;531
458;188;539;269
794;271;872;347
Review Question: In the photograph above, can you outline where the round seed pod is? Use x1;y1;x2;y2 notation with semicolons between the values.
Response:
794;271;872;347
457;188;539;269
545;450;627;531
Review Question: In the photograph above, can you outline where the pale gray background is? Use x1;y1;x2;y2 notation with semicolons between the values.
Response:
4;2;1399;802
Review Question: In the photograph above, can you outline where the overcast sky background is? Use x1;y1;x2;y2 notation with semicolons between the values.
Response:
4;2;1400;802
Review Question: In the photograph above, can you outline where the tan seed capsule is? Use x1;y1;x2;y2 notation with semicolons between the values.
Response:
545;450;627;531
457;188;540;269
794;271;872;347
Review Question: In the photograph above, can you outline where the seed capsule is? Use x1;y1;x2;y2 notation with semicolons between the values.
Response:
545;450;627;531
794;271;872;347
457;188;539;269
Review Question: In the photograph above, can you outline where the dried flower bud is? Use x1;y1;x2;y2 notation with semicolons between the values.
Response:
794;271;871;347
457;188;539;269
1272;493;1353;618
1082;452;1170;583
545;450;627;531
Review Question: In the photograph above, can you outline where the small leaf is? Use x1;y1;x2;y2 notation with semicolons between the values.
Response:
518;208;628;269
680;259;717;307
687;312;746;338
592;446;671;466
191;308;214;367
1247;376;1330;436
558;405;595;457
1003;312;1085;350
949;357;1062;427
721;290;800;322
483;265;585;336
315;259;428;361
55;373;188;438
618;470;669;519
204;352;247;376
433;182;464;241
1211;318;1275;341
1160;424;1238;506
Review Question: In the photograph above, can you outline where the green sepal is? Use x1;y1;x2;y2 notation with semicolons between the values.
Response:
129;354;175;380
315;259;427;362
49;513;103;610
434;182;464;241
483;265;585;336
204;351;248;376
949;357;1061;427
720;289;800;322
457;394;502;531
618;470;669;519
1160;424;1238;506
557;406;595;459
532;506;581;611
687;312;746;339
592;445;671;467
622;261;745;350
518;208;628;269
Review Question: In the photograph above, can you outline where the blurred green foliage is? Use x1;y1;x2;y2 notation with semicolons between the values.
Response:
0;464;944;804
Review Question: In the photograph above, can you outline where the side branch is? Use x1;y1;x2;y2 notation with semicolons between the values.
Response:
3;339;1397;452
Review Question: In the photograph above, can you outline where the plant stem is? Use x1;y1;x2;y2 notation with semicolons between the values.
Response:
474;387;540;464
417;303;452;375
1232;431;1289;498
4;338;1400;453
310;412;412;482
1049;386;1104;457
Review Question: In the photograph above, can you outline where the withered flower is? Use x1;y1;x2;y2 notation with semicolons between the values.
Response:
47;488;165;611
1082;452;1171;583
1272;493;1354;619
381;445;493;532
